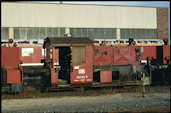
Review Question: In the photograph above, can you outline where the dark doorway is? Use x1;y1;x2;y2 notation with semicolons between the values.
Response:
156;46;163;65
112;71;120;80
59;47;71;84
93;71;100;82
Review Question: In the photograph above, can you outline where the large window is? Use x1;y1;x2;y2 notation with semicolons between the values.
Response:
70;28;116;39
14;27;65;40
1;27;9;40
120;29;157;39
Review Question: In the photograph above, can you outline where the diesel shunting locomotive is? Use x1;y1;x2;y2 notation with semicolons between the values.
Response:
1;37;170;93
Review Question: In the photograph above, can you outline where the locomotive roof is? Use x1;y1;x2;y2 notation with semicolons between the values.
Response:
44;37;94;47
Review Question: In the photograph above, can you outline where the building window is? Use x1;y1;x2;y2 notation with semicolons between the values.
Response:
14;27;65;40
120;29;157;39
70;28;116;39
1;27;9;40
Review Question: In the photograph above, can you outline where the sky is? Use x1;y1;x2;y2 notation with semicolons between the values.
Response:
18;1;170;43
21;1;170;8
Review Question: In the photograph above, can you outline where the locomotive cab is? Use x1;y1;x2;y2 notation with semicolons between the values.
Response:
42;37;94;89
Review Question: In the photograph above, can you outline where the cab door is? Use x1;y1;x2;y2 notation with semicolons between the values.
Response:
70;46;93;85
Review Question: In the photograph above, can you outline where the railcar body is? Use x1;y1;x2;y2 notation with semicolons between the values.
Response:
41;37;170;91
1;38;170;93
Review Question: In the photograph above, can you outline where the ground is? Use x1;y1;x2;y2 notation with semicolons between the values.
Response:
2;89;170;112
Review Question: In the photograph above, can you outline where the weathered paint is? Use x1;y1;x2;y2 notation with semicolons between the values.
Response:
70;46;94;85
163;45;170;64
52;47;59;68
1;47;20;69
51;69;58;86
86;46;94;64
93;46;112;65
113;46;131;65
93;46;142;66
1;47;23;85
50;47;59;86
140;46;157;60
7;70;21;83
70;63;93;85
19;45;44;64
100;71;112;83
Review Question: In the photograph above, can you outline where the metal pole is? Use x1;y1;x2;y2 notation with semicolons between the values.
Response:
142;73;145;97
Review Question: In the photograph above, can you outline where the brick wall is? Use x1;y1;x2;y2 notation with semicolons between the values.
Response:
157;8;169;42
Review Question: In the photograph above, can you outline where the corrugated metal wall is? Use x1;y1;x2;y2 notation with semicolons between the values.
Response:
1;2;157;29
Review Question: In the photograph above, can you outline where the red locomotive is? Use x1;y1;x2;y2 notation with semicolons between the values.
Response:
1;38;170;93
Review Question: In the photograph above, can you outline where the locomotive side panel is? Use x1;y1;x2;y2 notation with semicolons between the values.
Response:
163;45;170;64
86;46;94;64
1;47;4;67
113;46;131;65
71;63;93;85
2;47;21;69
7;70;21;83
140;46;157;60
93;46;112;65
1;47;23;93
100;71;112;83
20;46;44;65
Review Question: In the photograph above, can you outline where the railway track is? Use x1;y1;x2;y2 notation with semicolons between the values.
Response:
109;106;170;113
1;85;170;99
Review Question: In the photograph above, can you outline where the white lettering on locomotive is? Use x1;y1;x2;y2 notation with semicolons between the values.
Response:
74;66;79;69
78;69;85;74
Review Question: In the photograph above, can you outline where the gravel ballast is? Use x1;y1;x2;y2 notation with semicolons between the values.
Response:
2;92;170;112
